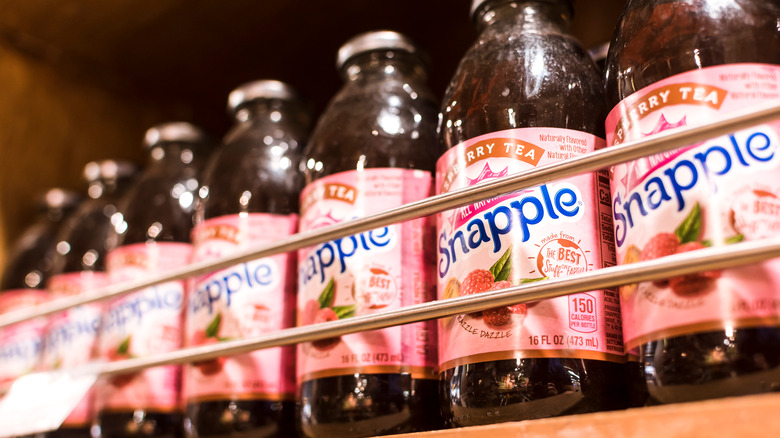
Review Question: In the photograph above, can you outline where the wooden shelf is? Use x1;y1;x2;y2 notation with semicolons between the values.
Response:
390;393;780;437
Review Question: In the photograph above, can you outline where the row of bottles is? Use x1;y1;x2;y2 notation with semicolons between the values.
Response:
1;0;779;437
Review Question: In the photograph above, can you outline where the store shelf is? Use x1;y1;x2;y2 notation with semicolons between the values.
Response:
1;2;779;437
1;102;779;381
389;393;780;438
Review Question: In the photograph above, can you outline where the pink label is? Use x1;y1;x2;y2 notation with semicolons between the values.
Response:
0;290;50;392
43;272;108;426
185;213;297;402
436;128;624;371
297;169;437;382
97;242;192;412
607;63;780;350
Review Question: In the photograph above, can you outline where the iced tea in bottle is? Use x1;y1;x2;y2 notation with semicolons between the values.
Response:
0;188;80;395
604;0;780;404
1;188;81;292
96;123;212;438
185;80;310;437
436;0;628;427
43;161;137;438
297;31;440;437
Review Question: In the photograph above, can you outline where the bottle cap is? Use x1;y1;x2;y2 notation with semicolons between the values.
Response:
143;122;209;148
336;30;426;70
83;160;138;183
470;0;573;20
227;80;300;115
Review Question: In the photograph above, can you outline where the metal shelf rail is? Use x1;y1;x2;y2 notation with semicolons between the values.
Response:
2;100;780;379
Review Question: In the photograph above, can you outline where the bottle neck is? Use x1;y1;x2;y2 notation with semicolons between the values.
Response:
147;141;205;169
475;0;572;34
232;99;310;128
340;50;428;84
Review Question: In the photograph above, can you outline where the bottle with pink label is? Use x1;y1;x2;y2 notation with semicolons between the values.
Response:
436;0;629;427
43;160;137;438
604;0;780;404
297;31;440;437
0;188;80;396
184;80;310;437
96;123;212;438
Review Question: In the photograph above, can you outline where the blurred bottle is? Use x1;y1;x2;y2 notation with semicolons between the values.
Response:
297;31;440;437
0;188;81;395
185;80;310;438
96;123;212;438
42;160;137;438
604;0;780;404
436;0;628;427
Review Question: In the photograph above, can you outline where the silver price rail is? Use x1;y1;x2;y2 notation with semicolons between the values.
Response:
1;100;779;328
98;237;780;376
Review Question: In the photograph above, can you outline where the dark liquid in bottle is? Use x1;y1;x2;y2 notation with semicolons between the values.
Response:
437;1;629;426
185;95;307;438
98;139;208;438
1;189;79;291
604;0;780;404
298;47;441;437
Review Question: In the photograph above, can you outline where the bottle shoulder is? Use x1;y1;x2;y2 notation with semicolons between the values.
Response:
440;30;606;148
117;166;200;245
303;78;440;182
199;133;305;218
604;0;780;105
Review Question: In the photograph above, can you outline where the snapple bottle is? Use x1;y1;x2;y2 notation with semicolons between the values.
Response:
604;0;780;404
97;123;212;438
43;161;137;438
0;188;80;395
185;80;310;437
297;31;440;437
437;0;628;427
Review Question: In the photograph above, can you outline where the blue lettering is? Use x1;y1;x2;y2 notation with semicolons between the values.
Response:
612;128;778;247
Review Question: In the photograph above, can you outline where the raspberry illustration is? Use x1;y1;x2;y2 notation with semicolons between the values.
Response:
482;281;521;327
490;280;526;315
461;269;495;295
641;232;680;287
194;357;225;376
301;299;320;326
669;242;721;297
483;306;512;328
312;308;341;351
641;232;680;261
461;269;495;318
109;373;136;388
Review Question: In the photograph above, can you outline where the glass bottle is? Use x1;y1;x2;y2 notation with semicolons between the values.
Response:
436;0;629;427
297;31;441;437
42;160;137;438
1;188;81;291
96;123;212;438
604;0;780;404
0;188;80;394
184;80;310;438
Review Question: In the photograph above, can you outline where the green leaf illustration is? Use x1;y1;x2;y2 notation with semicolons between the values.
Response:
318;278;335;309
490;246;512;282
703;234;743;247
333;305;357;320
205;312;222;338
520;276;549;284
725;234;744;244
675;202;701;244
117;336;131;355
